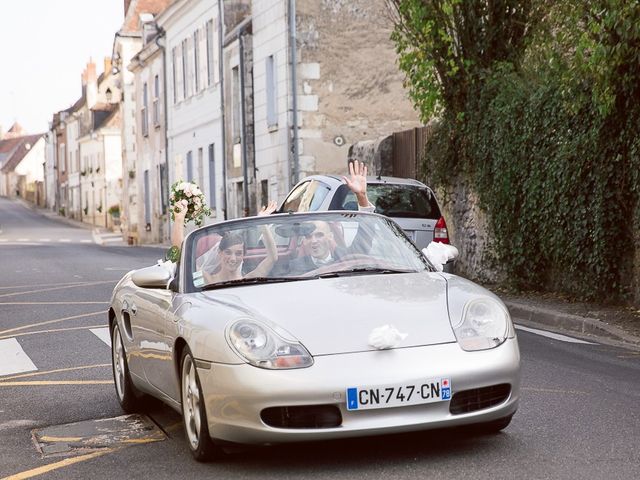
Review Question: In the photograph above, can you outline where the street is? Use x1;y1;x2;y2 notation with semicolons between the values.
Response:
1;199;639;480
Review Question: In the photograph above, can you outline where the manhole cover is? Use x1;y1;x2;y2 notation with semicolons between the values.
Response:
32;414;166;458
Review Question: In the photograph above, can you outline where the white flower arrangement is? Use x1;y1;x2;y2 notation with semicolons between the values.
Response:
169;180;212;227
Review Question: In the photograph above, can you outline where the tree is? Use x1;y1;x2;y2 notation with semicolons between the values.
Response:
387;0;539;121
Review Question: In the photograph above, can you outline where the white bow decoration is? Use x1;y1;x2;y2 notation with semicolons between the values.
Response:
368;324;408;350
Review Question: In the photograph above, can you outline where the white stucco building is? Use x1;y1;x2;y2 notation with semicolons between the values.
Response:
159;0;224;225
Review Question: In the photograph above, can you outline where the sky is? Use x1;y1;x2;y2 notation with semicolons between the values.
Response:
0;1;124;135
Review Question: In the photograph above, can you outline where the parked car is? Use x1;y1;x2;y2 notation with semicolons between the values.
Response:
109;211;520;461
278;175;451;250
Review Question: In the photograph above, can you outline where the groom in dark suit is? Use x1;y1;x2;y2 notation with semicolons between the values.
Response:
288;160;374;275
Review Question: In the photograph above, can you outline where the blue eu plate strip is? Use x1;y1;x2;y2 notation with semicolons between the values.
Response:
347;388;358;410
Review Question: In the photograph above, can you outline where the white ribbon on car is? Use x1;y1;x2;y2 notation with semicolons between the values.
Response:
368;324;408;350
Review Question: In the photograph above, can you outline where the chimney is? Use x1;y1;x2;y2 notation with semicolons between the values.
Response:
104;57;112;76
86;59;98;109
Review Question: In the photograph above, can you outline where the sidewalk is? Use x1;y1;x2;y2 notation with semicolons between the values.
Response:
22;200;169;250
497;290;640;350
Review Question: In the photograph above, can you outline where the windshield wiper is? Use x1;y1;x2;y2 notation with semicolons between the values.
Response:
201;276;311;291
313;267;415;278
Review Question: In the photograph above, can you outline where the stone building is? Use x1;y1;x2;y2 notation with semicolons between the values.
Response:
112;0;172;243
224;0;420;217
0;124;46;204
123;0;420;244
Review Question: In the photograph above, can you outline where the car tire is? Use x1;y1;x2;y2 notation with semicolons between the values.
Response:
111;323;142;412
180;348;223;462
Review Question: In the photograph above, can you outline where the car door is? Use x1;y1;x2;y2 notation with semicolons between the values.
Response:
129;287;174;396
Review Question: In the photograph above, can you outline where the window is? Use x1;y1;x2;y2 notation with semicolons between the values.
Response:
281;180;331;213
266;55;278;128
236;181;244;217
186;151;193;181
172;47;178;104
144;169;151;226
208;143;216;208
193;29;200;92
182;38;188;99
197;147;204;189
206;19;215;86
142;82;149;136
159;163;168;214
261;179;269;208
60;143;66;174
153;75;160;126
232;66;240;142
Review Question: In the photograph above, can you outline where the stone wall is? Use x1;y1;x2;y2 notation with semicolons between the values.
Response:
296;0;421;176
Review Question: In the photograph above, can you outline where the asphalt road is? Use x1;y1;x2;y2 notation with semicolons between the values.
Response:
1;198;639;480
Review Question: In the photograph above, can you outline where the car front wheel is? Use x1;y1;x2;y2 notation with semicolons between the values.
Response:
111;323;141;412
181;348;222;461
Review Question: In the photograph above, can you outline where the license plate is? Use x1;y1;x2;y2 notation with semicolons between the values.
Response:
346;378;451;411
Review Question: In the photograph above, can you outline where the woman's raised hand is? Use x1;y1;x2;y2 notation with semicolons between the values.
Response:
258;200;278;216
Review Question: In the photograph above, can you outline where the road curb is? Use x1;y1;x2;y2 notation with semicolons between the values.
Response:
504;300;640;347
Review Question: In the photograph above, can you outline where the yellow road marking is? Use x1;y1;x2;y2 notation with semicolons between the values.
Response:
0;325;106;341
522;387;589;395
0;312;105;336
38;436;83;443
0;302;108;305
121;436;165;444
0;364;111;382
1;448;117;480
0;380;113;386
0;280;116;299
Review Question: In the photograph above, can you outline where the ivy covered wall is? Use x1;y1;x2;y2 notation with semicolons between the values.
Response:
389;0;640;303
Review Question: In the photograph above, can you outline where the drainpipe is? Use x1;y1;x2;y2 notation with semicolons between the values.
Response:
288;0;300;187
155;27;171;239
218;0;227;220
239;32;250;216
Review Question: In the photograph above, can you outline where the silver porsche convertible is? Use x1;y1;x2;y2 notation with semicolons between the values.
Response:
109;211;520;461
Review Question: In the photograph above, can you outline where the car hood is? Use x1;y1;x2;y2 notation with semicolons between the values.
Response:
200;272;455;356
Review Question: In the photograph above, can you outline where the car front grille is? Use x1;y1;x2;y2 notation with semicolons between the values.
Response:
260;405;342;429
449;384;511;415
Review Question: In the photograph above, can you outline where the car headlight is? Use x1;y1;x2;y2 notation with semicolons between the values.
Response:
453;299;510;351
228;320;314;369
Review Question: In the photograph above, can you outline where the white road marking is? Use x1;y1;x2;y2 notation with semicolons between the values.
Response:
80;240;92;243
17;238;30;241
90;328;111;347
39;239;52;242
59;239;71;243
515;325;597;344
0;338;38;376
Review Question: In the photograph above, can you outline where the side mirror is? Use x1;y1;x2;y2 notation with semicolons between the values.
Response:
131;264;174;289
422;242;459;272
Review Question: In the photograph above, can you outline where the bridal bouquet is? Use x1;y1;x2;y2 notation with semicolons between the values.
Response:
170;180;212;227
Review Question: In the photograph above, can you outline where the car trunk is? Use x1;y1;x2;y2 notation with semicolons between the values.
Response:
392;218;436;250
203;272;455;356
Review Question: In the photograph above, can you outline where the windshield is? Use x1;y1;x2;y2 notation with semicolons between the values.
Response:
183;212;433;291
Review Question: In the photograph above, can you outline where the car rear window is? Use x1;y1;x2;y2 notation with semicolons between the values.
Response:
329;183;441;219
